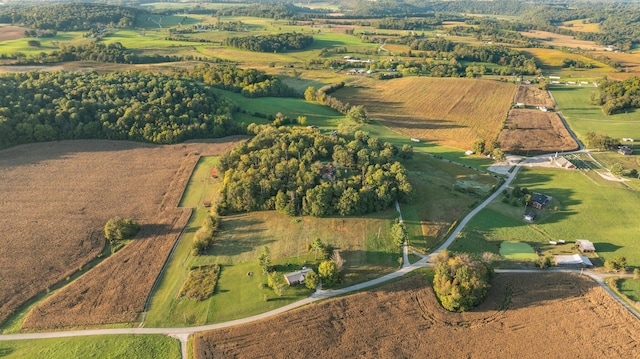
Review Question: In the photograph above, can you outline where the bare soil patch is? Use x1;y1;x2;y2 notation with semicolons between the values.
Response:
334;77;516;149
194;272;640;358
0;138;244;327
0;26;29;41
498;109;578;155
514;85;555;108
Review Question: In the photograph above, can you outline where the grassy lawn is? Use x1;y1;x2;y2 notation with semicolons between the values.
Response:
499;241;537;260
146;155;401;327
551;86;640;141
617;278;640;302
0;335;180;359
451;167;640;266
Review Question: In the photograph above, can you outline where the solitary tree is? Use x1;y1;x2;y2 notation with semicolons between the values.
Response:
472;139;485;154
346;105;369;123
258;246;272;273
267;271;286;296
318;260;338;286
104;216;140;242
308;237;325;261
611;163;624;177
304;271;319;290
391;219;408;247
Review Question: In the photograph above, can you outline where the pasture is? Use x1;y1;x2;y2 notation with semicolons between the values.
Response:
193;272;640;358
145;155;401;327
332;77;517;150
452;167;640;266
551;86;640;141
0;335;180;359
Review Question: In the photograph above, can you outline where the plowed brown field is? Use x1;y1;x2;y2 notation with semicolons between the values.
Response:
498;109;578;155
0;138;245;328
0;26;28;41
194;272;640;358
514;85;555;108
334;77;516;149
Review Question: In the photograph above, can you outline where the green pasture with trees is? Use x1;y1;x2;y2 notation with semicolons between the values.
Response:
451;167;640;266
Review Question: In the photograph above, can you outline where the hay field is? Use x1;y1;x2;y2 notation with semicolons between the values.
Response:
194;272;640;358
520;30;600;49
514;85;555;108
334;77;516;149
0;138;244;328
498;109;578;154
559;20;601;33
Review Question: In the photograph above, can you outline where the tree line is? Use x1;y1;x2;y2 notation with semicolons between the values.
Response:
0;2;139;31
0;70;243;149
216;125;413;217
224;33;314;53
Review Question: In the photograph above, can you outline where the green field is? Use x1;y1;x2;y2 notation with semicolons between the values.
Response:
618;278;640;302
499;241;537;260
145;155;401;327
551;86;640;141
0;335;180;359
451;167;640;266
0;32;88;56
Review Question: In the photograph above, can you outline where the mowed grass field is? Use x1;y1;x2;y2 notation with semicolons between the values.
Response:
551;86;640;141
333;77;517;150
0;335;180;359
145;155;401;327
451;167;640;266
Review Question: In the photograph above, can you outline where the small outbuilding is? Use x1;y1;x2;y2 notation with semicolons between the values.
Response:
554;254;593;267
618;146;633;156
553;156;576;169
523;211;537;222
284;268;313;286
210;168;218;178
576;239;596;253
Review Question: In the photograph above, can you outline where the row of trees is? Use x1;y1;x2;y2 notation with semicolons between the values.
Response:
0;3;138;31
192;214;221;255
216;125;412;217
224;33;314;53
0;70;243;149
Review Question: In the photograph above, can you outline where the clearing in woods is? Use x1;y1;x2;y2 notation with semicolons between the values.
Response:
0;137;245;330
193;272;640;358
333;77;517;150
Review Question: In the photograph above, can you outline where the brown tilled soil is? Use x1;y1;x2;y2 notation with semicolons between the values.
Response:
514;85;556;108
498;109;578;155
194;272;640;358
0;26;28;41
0;138;245;327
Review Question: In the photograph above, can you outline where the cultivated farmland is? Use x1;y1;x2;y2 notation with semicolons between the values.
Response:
0;137;244;329
498;109;579;154
194;272;640;358
333;77;517;150
0;26;27;41
514;85;555;108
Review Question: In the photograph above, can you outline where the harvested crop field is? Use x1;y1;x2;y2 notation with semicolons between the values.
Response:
498;109;578;154
0;137;245;328
194;272;640;358
514;85;555;108
334;77;516;149
0;26;28;41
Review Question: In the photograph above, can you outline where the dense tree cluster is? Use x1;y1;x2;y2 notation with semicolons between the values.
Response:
583;132;618;150
8;42;187;65
104;216;140;243
0;70;242;149
433;251;493;312
224;33;314;53
376;16;441;30
185;63;298;98
0;3;139;31
216;125;412;217
192;214;221;255
594;77;640;115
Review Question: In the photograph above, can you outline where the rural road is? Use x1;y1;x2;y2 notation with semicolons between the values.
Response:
2;154;638;358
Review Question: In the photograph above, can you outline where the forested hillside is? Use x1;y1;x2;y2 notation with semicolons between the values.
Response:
217;125;413;217
0;2;139;31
